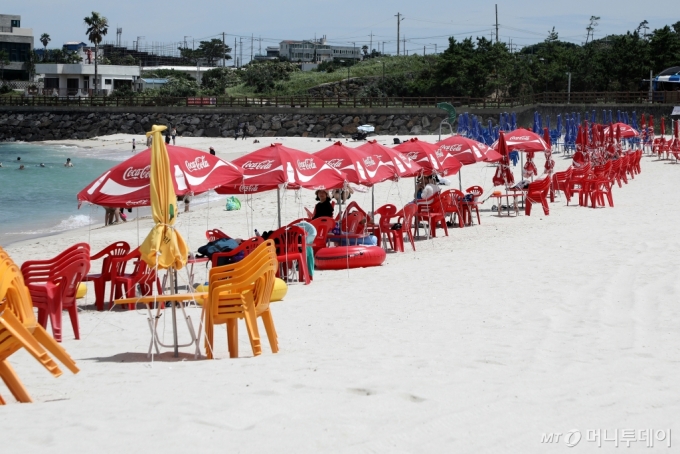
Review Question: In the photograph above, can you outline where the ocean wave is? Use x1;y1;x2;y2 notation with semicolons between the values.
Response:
4;214;96;235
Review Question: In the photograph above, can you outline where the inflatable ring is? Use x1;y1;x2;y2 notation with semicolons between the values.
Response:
194;278;288;303
315;246;386;270
76;282;87;299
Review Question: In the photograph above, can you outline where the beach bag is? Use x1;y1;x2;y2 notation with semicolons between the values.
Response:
197;238;238;259
225;196;241;211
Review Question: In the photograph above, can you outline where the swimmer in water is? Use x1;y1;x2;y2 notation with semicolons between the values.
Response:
17;157;21;161
64;158;73;167
39;163;45;167
19;165;25;170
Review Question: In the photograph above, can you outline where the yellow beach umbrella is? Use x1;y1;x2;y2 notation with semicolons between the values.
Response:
139;125;188;271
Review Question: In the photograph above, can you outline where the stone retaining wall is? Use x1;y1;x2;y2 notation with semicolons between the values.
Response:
0;110;451;142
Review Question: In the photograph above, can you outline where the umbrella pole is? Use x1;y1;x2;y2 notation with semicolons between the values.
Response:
371;186;375;216
458;170;462;191
171;267;179;358
277;187;282;229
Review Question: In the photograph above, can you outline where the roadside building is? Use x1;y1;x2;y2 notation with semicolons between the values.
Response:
0;14;33;81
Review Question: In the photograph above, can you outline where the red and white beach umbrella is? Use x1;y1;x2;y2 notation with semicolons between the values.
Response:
492;127;549;153
356;140;422;179
435;135;501;165
393;137;463;176
215;142;346;195
78;145;243;208
314;141;394;186
604;122;639;138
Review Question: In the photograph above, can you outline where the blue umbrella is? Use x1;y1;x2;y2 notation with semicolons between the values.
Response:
511;112;517;130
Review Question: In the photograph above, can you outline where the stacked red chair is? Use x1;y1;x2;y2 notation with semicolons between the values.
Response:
84;241;130;311
20;243;91;342
109;248;162;310
524;178;551;216
268;226;311;285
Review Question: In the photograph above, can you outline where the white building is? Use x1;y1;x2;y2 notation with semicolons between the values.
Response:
34;63;140;95
0;14;33;80
279;37;361;63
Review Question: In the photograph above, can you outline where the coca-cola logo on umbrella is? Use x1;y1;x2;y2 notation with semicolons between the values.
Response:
242;160;275;170
405;152;419;161
363;156;376;167
435;150;444;158
239;184;260;192
440;144;462;152
125;199;149;206
297;158;317;171
511;136;531;141
122;165;151;180
184;156;211;172
327;158;344;168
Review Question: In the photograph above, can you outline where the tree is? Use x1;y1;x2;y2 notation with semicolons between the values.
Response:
201;67;241;94
40;33;51;60
0;49;9;81
84;11;109;92
242;61;299;93
178;39;232;66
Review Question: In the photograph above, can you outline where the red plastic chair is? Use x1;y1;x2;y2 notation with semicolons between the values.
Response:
525;177;551;216
551;168;572;203
205;229;231;242
340;211;366;235
109;249;162;310
392;203;418;252
304;207;314;219
440;189;466;228
582;174;614;208
211;236;264;267
308;216;335;255
464;185;484;225
21;243;91;342
566;163;591;206
415;193;448;238
373;204;398;249
268;226;311;285
83;241;130;311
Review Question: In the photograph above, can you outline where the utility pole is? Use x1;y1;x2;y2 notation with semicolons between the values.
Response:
395;13;404;55
239;37;243;68
259;35;262;55
369;31;374;53
184;36;190;49
136;36;145;52
403;36;406;55
234;37;237;67
566;72;571;104
222;32;226;67
251;34;254;64
495;4;499;43
423;45;425;55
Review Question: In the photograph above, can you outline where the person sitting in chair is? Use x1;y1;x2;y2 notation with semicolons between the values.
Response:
419;175;441;202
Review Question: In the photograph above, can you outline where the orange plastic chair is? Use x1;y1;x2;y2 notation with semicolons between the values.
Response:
84;241;130;311
0;251;79;404
268;226;311;285
211;236;264;267
203;241;278;359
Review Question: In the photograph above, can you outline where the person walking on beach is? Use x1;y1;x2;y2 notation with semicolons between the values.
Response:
236;123;243;141
132;138;136;152
242;122;249;140
165;132;171;144
171;126;177;145
209;147;216;155
64;158;73;167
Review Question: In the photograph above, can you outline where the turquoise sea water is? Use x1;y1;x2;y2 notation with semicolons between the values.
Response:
0;142;115;246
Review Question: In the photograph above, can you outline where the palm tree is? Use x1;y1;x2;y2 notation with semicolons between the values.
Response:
40;33;51;61
83;11;109;93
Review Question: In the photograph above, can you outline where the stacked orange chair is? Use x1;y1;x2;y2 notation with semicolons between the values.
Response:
21;243;90;342
0;247;79;404
203;241;278;359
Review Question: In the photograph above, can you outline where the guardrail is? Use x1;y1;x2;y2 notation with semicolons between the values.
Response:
0;92;677;109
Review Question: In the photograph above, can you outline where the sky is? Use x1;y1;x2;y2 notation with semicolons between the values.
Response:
4;0;677;62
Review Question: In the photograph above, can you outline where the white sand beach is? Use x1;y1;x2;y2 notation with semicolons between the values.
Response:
2;133;678;452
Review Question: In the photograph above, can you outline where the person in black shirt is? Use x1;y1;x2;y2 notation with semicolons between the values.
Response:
313;189;334;219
